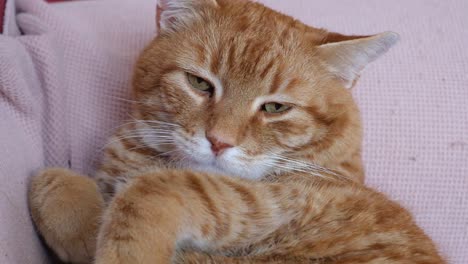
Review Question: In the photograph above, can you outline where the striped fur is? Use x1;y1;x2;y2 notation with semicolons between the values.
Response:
28;0;443;263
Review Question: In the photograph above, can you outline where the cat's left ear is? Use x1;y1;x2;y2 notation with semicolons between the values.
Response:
156;0;219;34
316;31;399;88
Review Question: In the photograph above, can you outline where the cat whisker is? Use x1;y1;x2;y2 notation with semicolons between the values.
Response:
103;95;164;108
103;95;142;104
142;120;181;127
99;135;146;151
117;128;175;137
100;132;174;152
272;155;342;176
262;161;326;180
119;130;171;137
126;143;174;153
267;154;348;181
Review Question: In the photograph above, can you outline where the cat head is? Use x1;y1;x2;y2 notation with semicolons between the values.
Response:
131;0;398;180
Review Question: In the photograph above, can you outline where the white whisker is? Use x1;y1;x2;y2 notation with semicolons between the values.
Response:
262;152;348;181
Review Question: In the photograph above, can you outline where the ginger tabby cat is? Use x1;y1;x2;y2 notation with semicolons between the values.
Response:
28;0;444;263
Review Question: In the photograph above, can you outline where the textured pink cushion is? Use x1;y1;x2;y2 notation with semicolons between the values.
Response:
0;0;466;263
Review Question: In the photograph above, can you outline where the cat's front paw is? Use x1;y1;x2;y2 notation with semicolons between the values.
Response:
29;168;104;263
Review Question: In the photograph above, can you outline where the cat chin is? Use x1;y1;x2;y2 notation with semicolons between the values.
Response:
183;160;268;181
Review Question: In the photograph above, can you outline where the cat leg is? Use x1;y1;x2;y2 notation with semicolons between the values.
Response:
94;169;444;264
95;170;294;264
29;168;104;264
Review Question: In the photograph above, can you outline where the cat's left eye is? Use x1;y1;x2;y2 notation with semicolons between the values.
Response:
187;73;214;94
261;103;291;114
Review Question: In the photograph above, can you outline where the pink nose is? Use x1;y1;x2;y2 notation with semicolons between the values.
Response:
206;134;233;155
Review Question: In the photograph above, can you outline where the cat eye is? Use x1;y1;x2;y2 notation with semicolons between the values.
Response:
261;102;291;114
187;73;214;94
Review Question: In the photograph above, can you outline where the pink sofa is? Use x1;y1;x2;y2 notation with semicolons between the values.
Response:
1;0;467;263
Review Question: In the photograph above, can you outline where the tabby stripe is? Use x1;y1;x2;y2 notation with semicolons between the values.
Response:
220;178;259;219
269;64;284;94
210;46;221;75
259;59;275;79
186;173;225;239
227;42;237;70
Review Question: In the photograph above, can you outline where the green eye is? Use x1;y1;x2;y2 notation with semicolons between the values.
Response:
262;103;291;114
187;73;213;93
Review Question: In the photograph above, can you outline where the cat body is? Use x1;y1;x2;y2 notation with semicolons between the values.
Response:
28;0;444;263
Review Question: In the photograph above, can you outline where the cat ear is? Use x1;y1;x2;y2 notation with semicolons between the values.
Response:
316;31;399;88
156;0;219;34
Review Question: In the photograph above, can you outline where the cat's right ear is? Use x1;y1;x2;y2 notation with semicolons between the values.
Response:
156;0;219;34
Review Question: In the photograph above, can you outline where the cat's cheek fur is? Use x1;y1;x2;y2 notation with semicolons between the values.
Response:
275;126;315;149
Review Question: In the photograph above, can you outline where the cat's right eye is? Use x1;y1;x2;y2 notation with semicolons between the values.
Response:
187;73;214;95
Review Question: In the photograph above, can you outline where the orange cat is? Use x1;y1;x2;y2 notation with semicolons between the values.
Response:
28;0;444;263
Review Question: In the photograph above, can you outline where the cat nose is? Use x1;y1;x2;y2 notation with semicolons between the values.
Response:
206;132;234;155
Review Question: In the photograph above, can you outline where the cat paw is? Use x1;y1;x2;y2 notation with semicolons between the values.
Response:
46;238;93;264
29;168;104;263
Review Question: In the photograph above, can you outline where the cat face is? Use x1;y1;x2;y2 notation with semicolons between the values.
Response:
131;0;398;180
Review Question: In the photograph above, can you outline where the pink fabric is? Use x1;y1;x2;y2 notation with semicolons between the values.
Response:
0;0;466;263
